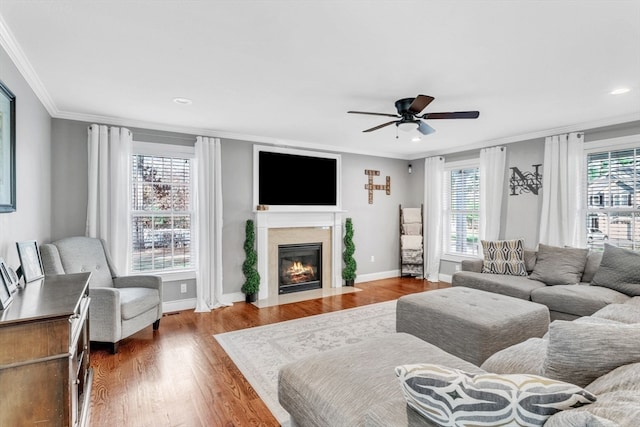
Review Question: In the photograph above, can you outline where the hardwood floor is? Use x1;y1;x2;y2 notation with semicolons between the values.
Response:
89;277;450;427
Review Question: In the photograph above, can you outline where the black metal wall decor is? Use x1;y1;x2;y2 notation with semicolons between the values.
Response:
509;164;542;196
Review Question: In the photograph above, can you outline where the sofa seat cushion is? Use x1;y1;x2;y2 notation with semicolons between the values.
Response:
592;303;640;324
451;271;546;300
396;364;596;427
531;284;629;317
278;333;482;427
119;287;160;320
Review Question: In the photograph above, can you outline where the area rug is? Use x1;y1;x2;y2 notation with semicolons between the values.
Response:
214;300;396;425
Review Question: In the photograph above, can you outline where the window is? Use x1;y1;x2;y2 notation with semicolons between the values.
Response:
585;145;640;251
130;143;194;272
445;162;480;256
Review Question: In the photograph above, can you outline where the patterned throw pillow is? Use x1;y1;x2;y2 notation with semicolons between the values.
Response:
481;239;527;276
395;364;597;427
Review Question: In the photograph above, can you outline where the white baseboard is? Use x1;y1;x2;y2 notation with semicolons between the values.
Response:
355;269;400;283
166;271;450;312
163;298;196;313
223;291;246;303
438;274;452;283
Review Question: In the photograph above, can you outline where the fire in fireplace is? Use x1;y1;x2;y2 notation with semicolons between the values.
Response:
278;243;322;294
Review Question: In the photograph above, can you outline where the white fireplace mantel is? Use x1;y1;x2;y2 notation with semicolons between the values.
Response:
255;210;344;301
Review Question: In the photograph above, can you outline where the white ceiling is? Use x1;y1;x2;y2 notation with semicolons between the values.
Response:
0;0;639;159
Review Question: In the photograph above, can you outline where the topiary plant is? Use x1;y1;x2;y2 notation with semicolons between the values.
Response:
241;219;260;302
342;217;357;286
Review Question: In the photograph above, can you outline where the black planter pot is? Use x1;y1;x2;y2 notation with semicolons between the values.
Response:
245;293;258;303
345;279;354;287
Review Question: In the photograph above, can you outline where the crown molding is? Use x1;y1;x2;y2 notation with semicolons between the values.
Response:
0;13;58;116
411;112;640;160
53;109;407;159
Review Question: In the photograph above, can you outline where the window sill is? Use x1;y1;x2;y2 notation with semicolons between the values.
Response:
129;269;197;282
441;253;481;263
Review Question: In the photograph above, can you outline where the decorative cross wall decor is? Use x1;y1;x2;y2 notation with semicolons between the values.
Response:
364;169;391;204
509;164;542;196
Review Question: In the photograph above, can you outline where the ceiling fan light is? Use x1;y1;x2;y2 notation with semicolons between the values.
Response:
610;87;630;95
397;122;417;132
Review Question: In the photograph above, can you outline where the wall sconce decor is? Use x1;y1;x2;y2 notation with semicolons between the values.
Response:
509;164;542;196
408;164;413;174
364;169;391;204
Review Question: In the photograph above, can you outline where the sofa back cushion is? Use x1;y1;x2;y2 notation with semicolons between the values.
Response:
524;249;537;273
591;243;640;296
544;319;640;388
547;362;640;427
580;251;603;283
528;244;589;286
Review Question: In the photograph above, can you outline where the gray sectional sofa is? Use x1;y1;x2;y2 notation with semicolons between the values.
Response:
278;244;640;426
278;298;640;426
452;244;633;320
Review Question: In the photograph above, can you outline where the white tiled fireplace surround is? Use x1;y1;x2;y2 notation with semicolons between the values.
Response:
255;210;358;306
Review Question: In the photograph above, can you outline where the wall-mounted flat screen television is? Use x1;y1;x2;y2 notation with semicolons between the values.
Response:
255;146;340;209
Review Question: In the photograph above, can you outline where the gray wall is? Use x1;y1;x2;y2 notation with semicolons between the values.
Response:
502;138;545;247
341;153;417;275
0;44;52;268
438;120;640;277
48;120;419;300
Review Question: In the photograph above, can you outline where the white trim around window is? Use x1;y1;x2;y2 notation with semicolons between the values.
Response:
443;158;481;258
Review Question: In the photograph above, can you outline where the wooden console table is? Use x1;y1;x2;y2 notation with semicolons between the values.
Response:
0;272;92;427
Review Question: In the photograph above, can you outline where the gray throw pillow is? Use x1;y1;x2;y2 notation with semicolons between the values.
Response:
529;244;589;286
544;320;640;388
591;244;640;296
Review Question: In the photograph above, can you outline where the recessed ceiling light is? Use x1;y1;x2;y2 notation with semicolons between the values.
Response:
173;97;193;105
411;136;422;142
610;87;631;95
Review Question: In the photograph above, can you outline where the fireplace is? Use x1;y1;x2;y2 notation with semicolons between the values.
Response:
278;243;322;294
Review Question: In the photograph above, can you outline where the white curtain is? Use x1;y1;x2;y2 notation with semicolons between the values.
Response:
539;132;584;247
194;136;229;312
424;156;445;281
86;124;132;273
479;146;506;242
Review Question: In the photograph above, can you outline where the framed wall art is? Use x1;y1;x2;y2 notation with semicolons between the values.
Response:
0;264;13;310
16;240;44;283
0;79;15;213
0;258;18;294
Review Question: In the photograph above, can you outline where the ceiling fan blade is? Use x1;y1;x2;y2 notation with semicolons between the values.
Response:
421;111;480;120
417;121;436;135
362;120;398;132
408;95;435;114
348;110;399;118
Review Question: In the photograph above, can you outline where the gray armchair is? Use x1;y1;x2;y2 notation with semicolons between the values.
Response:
40;236;163;354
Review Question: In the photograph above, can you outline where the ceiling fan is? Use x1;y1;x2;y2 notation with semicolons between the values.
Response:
348;94;479;136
